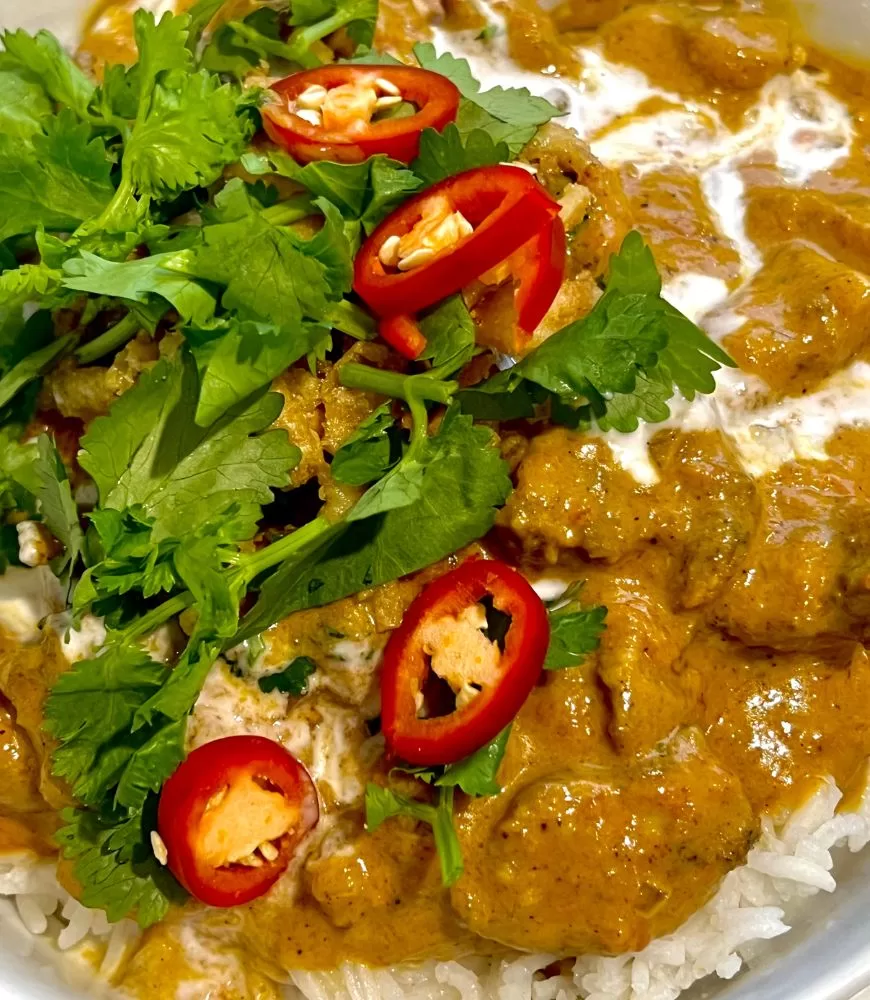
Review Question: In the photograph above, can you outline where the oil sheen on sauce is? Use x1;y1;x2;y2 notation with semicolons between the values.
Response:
431;12;868;487
9;2;870;993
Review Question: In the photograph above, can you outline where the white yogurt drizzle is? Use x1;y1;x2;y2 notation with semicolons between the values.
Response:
431;21;866;484
0;566;63;643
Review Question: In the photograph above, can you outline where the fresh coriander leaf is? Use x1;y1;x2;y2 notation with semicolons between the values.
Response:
124;70;253;199
417;294;476;370
33;434;83;578
0;111;114;241
289;0;334;25
287;0;378;55
412;124;508;186
330;403;401;485
62;251;216;326
134;633;225;729
133;9;193;110
341;0;378;48
243;179;281;210
169;180;344;332
79;510;252;631
345;450;426;521
56;806;184;927
78;360;171;503
0;333;76;411
187;317;326;426
0;424;40;570
583;366;674;433
459;232;736;432
396;727;511;795
413;41;559;156
348;48;403;66
518;290;664;399
545;584;607;669
307;197;355;293
342;381;444;522
605;230;663;296
176;531;243;636
186;0;226;51
258;656;316;695
250;152;372;217
438;727;510;795
79;352;299;540
201;9;282;78
80;508;179;609
39;220;173;272
365;783;434;828
115;718;186;809
365;783;463;885
456;373;542;421
238;405;511;637
212;0;376;71
44;640;168;805
0;62;52;139
0;426;38;508
604;231;733;399
89;10;253;228
656;305;735;399
0;263;61;354
247;151;423;238
363;155;424;232
453;99;538;158
94;62;140;123
200;26;261;77
1;29;96;120
413;42;559;127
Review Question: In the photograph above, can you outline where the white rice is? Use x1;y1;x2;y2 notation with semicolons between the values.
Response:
3;774;866;1000
0;852;138;994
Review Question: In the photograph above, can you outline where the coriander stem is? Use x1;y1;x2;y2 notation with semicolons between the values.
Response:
434;785;464;886
0;334;78;411
115;520;336;644
261;195;317;226
228;20;320;69
406;389;429;459
284;11;354;65
123;592;194;641
237;515;339;581
328;300;376;341
78;175;138;240
340;364;457;404
75;313;140;366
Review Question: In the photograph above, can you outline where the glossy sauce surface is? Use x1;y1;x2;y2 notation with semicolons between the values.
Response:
5;0;870;995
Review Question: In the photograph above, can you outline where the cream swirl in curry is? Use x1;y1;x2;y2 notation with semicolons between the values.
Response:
3;1;870;997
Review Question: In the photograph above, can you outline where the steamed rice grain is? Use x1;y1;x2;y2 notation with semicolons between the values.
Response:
1;774;868;1000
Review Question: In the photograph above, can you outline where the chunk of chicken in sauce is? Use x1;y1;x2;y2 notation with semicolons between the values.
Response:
714;428;870;650
453;723;755;955
722;242;870;396
501;428;757;600
0;697;46;815
6;0;870;994
685;635;870;815
0;632;72;813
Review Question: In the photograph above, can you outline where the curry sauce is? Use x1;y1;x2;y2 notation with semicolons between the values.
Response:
5;0;870;996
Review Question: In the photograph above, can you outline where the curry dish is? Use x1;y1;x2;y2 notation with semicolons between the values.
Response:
2;0;870;998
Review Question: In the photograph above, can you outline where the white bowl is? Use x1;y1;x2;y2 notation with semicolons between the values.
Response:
2;0;870;997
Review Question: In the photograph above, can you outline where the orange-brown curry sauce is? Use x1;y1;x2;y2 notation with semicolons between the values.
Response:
5;0;870;995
